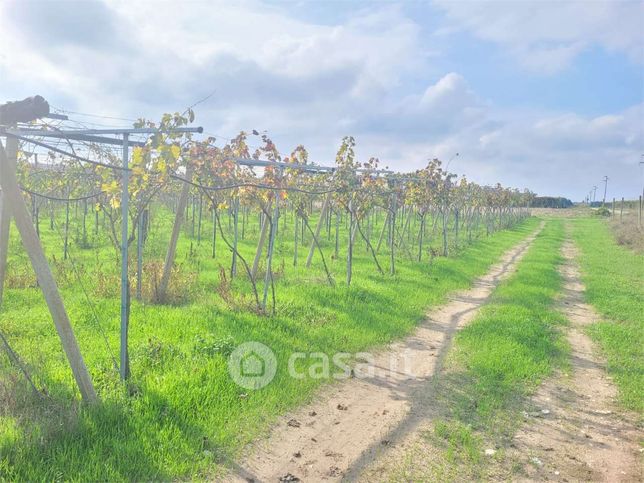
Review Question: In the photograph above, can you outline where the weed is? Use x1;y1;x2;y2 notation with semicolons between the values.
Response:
192;334;235;358
593;207;611;217
146;260;197;305
4;260;36;289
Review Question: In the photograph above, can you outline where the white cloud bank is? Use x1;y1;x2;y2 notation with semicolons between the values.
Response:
433;0;644;74
0;0;641;199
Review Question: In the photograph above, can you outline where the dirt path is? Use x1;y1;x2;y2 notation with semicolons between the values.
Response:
504;238;642;482
228;224;544;482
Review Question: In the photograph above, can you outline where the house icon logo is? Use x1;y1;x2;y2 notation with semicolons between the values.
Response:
241;351;265;377
228;342;277;390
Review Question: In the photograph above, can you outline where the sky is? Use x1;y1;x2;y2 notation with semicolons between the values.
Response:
1;0;642;200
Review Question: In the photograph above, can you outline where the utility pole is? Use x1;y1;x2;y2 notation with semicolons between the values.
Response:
602;176;609;206
592;186;597;203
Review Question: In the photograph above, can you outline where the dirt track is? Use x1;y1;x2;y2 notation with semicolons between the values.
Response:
504;239;641;482
358;234;643;482
228;224;544;482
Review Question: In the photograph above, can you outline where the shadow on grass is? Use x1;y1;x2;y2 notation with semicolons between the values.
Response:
0;369;237;480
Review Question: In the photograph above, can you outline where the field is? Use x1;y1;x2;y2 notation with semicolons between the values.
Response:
357;215;643;482
2;2;642;479
0;195;535;480
1;198;642;481
0;131;642;481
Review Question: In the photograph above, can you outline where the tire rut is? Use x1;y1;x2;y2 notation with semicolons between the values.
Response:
504;236;642;482
227;223;545;483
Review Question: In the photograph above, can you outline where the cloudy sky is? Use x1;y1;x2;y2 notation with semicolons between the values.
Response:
1;0;642;199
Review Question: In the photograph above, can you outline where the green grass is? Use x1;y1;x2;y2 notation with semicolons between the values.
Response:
431;420;482;466
428;220;568;465
0;204;538;480
571;218;644;414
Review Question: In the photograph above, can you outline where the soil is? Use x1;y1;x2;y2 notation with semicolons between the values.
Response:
226;224;544;482
502;239;642;482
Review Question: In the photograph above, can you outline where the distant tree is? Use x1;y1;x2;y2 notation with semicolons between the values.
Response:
532;196;573;208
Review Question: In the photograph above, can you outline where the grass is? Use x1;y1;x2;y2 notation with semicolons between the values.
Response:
571;217;644;414
0;203;538;480
420;219;568;475
432;420;482;466
609;211;644;253
449;219;567;429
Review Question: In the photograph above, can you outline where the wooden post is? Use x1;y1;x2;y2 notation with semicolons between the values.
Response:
158;167;193;302
0;141;97;402
64;199;70;260
334;209;340;259
82;199;87;246
376;210;389;253
305;193;331;268
197;194;203;244
442;206;449;257
191;195;196;238
231;197;239;277
418;213;425;262
251;200;272;280
211;206;217;259
620;197;624;222
0;136;17;306
454;208;459;249
262;174;281;310
293;212;299;266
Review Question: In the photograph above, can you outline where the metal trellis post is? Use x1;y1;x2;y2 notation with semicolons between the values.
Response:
262;169;282;310
136;210;144;300
120;133;130;380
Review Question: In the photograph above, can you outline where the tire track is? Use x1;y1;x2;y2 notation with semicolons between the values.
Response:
504;237;641;482
228;223;545;482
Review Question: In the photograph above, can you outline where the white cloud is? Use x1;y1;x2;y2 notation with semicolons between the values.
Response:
0;1;421;113
433;103;644;198
433;0;644;73
0;0;641;200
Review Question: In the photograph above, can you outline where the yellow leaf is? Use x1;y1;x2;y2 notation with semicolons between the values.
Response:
131;147;143;166
132;166;145;176
101;180;119;194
